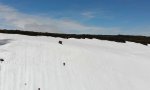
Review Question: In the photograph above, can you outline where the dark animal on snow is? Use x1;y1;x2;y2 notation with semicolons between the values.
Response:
63;62;66;66
0;59;4;62
59;41;62;44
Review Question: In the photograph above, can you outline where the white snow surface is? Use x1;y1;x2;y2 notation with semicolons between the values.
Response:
0;33;150;90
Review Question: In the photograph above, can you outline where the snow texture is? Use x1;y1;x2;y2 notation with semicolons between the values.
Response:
0;33;150;90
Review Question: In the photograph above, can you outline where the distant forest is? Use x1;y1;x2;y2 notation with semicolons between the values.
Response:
0;29;150;45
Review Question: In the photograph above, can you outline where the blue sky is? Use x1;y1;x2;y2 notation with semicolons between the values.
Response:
0;0;150;35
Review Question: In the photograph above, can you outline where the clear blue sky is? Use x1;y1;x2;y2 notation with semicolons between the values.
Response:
0;0;150;35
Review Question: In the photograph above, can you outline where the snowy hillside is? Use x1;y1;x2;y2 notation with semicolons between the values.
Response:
0;33;150;90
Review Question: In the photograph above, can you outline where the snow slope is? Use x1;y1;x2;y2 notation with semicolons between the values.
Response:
0;33;150;90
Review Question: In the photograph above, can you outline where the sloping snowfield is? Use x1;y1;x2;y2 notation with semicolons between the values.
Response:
0;33;150;90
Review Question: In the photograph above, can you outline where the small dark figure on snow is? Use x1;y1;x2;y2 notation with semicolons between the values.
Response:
24;83;27;86
0;59;4;63
59;41;63;45
38;88;40;90
63;62;66;66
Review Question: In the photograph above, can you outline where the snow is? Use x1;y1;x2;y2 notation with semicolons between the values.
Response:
0;33;150;90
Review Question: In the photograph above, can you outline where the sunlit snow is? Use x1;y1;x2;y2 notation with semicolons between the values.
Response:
0;33;150;90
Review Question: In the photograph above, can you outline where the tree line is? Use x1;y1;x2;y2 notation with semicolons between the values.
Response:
0;29;150;45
